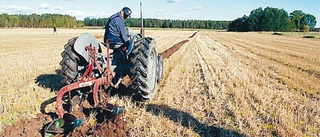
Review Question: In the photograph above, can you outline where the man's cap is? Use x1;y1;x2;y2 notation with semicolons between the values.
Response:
122;7;132;19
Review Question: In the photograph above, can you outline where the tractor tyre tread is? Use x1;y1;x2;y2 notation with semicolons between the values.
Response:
60;37;79;85
129;35;158;101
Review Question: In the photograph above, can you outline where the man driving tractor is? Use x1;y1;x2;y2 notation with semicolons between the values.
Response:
104;7;132;48
45;4;163;135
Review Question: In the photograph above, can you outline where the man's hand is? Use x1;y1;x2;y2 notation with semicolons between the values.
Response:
119;41;130;51
124;40;130;47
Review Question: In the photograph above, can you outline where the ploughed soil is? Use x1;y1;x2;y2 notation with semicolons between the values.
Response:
0;32;197;137
0;100;128;137
159;31;197;59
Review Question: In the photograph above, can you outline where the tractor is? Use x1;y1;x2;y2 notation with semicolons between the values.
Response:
44;3;163;135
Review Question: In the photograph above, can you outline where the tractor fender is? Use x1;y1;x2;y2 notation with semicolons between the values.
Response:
126;35;136;55
74;33;101;62
127;35;155;55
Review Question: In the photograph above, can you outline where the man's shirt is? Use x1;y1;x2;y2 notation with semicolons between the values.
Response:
104;12;129;43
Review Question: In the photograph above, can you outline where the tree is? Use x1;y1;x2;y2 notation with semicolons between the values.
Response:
300;14;316;31
303;25;310;32
290;10;305;31
246;7;264;31
275;9;293;32
230;7;296;32
0;13;9;28
228;16;247;32
261;7;278;31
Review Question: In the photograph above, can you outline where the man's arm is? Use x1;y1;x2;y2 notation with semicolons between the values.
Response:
117;19;129;43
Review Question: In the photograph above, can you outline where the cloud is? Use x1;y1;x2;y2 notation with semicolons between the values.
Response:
144;9;185;20
0;5;32;14
39;3;50;10
54;6;66;11
193;6;202;10
167;0;183;3
55;9;111;20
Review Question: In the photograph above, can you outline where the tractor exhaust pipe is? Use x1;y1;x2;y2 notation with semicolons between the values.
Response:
140;2;145;37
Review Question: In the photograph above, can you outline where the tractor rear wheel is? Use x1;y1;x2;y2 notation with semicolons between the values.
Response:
60;33;101;85
129;37;158;101
60;37;80;85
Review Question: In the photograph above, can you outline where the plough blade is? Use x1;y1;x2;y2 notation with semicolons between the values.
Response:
44;113;83;136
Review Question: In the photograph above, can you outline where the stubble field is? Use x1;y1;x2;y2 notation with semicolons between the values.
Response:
0;28;319;136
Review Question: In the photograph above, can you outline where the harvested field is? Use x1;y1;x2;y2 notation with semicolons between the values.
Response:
0;29;319;136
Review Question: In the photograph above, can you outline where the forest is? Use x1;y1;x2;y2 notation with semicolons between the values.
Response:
0;13;83;28
0;13;230;30
228;7;317;32
84;17;230;29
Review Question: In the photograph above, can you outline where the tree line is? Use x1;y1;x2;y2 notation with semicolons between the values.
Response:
0;13;84;28
84;17;230;29
0;13;230;29
228;7;317;32
1;7;317;32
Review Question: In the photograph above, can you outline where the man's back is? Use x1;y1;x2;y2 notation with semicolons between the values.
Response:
104;12;128;43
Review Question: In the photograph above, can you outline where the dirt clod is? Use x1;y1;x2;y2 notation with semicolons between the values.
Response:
0;114;51;137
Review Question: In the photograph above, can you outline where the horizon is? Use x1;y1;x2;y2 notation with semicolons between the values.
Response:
0;0;319;27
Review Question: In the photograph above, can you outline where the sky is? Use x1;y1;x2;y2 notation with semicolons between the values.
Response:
0;0;319;27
